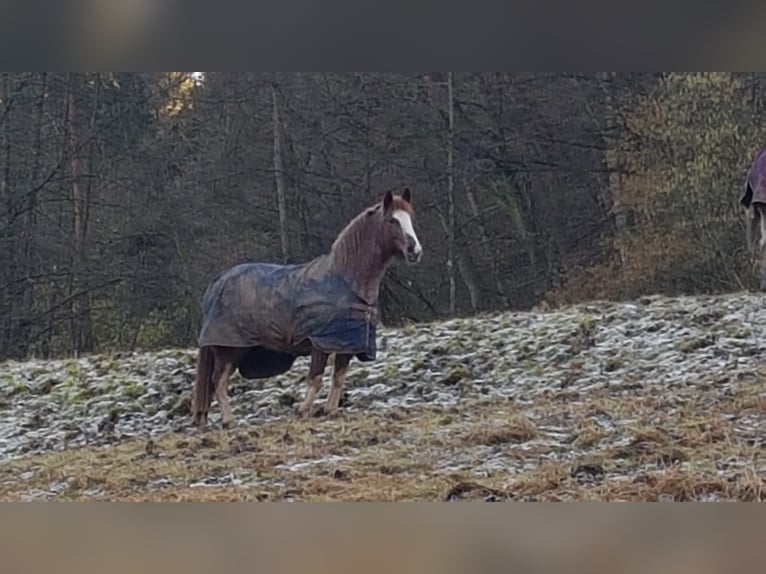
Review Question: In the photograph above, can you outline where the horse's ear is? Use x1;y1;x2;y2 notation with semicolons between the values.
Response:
402;188;411;204
383;190;393;212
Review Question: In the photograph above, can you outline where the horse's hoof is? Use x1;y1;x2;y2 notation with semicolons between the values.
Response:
221;418;234;429
313;404;341;419
192;413;208;428
297;405;313;419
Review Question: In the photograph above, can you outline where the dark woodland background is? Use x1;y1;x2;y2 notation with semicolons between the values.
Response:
1;72;764;361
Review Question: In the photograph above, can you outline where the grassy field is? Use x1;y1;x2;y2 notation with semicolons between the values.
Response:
0;292;763;501
0;375;762;501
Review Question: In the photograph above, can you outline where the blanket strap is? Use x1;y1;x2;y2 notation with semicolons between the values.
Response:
349;302;379;325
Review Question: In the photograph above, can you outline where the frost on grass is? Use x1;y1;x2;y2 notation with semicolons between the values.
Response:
0;291;764;501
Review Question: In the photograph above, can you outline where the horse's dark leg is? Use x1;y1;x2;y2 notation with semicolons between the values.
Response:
297;348;328;419
326;353;351;416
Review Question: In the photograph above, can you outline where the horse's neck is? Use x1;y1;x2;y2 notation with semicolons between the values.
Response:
330;224;389;305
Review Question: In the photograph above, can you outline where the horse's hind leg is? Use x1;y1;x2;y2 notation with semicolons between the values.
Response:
758;204;766;291
297;348;328;419
325;353;351;417
210;347;242;429
752;203;766;251
748;203;766;290
214;361;235;428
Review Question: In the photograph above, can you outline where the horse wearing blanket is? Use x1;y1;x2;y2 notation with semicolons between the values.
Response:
191;189;423;427
741;146;766;291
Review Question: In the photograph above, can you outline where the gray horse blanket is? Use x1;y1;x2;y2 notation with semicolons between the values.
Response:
741;146;766;207
198;255;378;379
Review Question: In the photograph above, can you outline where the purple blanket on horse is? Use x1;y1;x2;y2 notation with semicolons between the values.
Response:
198;255;378;380
741;146;766;207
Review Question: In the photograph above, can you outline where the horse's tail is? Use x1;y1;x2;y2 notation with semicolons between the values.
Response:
192;346;215;423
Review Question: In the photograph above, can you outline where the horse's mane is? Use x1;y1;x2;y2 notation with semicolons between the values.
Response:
330;195;413;263
327;195;413;301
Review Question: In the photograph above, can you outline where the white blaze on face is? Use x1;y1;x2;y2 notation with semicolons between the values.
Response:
392;209;422;258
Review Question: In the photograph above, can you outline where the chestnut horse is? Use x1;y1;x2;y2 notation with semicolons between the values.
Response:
191;189;422;427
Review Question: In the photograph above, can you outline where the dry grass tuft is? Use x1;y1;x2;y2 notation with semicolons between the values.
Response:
464;414;539;446
444;481;510;501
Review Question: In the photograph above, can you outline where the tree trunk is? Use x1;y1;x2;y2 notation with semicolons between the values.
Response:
0;74;11;354
272;82;290;263
66;73;93;355
460;173;494;310
19;72;47;356
446;72;456;314
456;251;480;310
600;71;627;265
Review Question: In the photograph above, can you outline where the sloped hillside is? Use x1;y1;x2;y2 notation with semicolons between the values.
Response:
0;292;763;501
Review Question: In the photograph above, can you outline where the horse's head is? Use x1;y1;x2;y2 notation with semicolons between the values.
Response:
380;188;422;264
330;188;423;303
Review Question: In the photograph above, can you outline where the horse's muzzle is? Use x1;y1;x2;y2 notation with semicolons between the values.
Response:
405;237;422;263
406;252;422;264
405;247;421;264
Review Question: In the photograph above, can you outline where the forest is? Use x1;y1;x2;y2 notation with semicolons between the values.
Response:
1;72;764;361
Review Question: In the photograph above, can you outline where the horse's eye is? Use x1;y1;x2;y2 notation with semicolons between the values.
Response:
389;217;399;226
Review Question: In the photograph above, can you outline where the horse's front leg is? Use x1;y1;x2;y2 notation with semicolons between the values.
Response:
297;348;328;419
325;353;351;417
